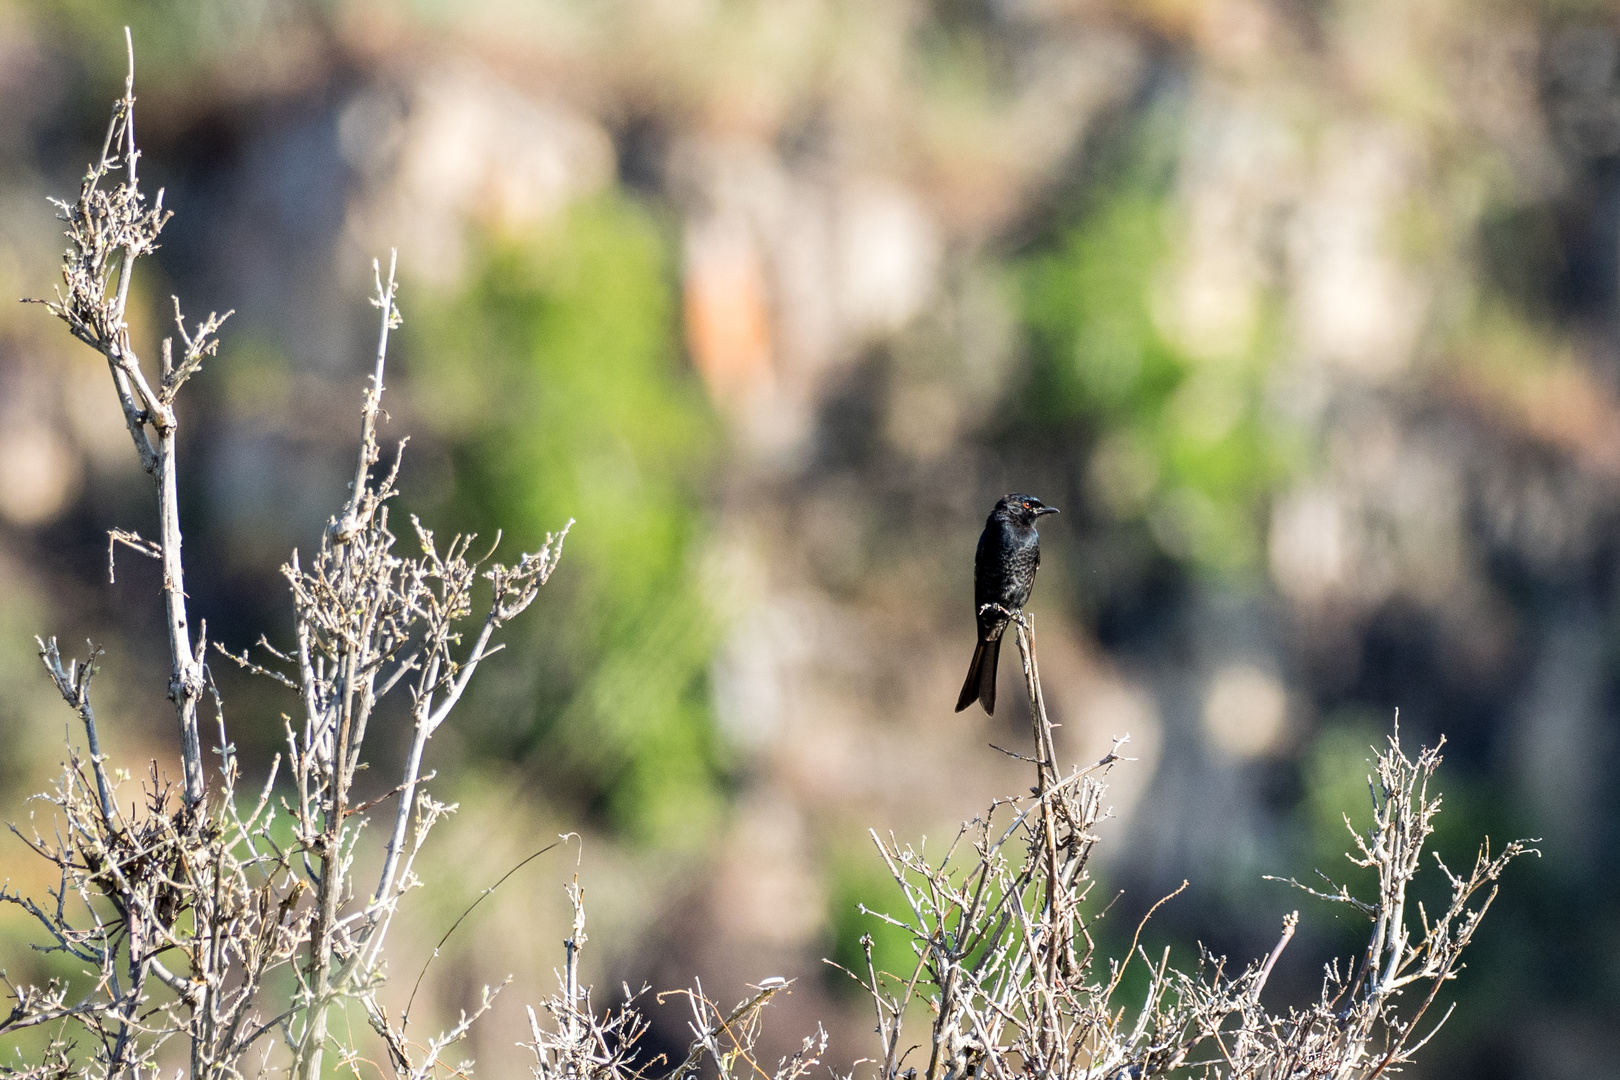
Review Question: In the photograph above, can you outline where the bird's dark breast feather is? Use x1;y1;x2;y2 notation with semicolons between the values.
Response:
973;519;1040;634
995;545;1039;606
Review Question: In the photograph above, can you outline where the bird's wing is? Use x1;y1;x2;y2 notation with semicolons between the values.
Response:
972;524;999;611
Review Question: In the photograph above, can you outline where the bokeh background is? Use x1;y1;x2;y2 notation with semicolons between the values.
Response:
1;0;1617;1076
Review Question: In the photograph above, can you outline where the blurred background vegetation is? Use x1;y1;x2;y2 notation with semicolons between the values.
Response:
1;0;1617;1076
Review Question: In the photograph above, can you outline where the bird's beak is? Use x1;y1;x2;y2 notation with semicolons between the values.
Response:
1036;505;1060;516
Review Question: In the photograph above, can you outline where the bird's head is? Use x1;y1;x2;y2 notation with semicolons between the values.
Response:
997;493;1060;524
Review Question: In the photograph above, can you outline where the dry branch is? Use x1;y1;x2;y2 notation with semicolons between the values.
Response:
837;616;1533;1080
6;38;568;1080
27;30;217;807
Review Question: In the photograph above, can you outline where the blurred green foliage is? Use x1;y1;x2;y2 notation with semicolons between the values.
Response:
22;0;266;80
825;854;916;999
1296;716;1389;954
410;194;725;847
1017;110;1294;576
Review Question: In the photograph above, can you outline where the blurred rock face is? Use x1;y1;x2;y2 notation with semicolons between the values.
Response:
2;2;1619;1078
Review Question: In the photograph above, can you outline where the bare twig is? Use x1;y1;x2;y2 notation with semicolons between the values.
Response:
27;29;217;807
844;623;1530;1080
10;39;568;1080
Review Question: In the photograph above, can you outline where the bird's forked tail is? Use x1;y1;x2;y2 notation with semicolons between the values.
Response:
954;635;1001;715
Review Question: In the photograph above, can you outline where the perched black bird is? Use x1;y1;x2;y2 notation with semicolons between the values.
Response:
955;493;1059;715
